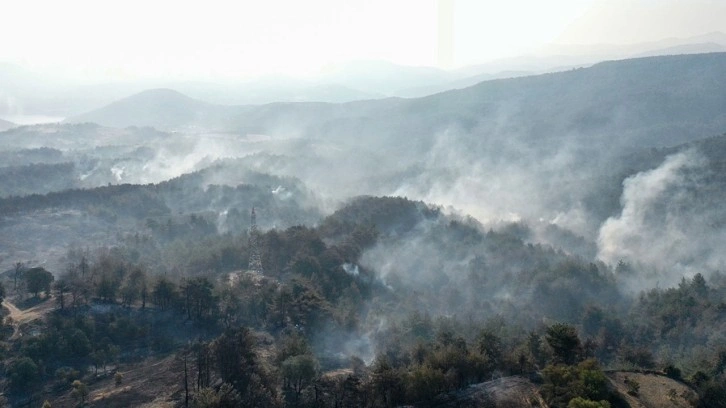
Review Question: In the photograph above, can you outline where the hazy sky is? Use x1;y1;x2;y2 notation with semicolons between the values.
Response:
2;0;725;81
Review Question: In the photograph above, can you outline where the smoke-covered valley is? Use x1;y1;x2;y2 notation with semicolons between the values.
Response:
4;53;723;282
4;52;726;406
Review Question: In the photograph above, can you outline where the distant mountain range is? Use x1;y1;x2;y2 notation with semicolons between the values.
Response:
67;89;228;131
5;32;726;118
0;67;384;119
634;42;726;58
540;31;726;60
68;52;726;154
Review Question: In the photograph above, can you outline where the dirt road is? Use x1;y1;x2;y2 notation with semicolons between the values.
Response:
2;298;47;340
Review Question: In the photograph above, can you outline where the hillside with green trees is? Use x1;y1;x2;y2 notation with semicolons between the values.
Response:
1;196;726;407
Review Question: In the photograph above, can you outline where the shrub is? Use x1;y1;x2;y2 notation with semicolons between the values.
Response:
623;376;640;396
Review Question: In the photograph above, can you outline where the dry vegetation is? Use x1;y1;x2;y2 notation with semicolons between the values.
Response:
608;371;698;408
47;355;183;408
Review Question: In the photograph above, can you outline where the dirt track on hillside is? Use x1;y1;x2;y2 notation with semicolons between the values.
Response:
2;297;51;340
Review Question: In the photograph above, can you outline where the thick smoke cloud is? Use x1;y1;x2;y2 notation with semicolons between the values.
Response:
597;149;726;287
389;125;604;244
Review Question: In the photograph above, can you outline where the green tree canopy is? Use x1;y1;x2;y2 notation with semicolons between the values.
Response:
8;357;40;392
24;267;54;297
568;397;611;408
546;323;582;365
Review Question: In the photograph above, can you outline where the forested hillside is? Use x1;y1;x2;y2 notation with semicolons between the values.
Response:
3;52;726;407
2;196;726;407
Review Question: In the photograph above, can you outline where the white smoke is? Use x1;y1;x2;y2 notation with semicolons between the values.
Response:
597;149;725;287
110;165;125;181
272;185;293;200
217;209;229;234
389;126;599;239
342;262;359;276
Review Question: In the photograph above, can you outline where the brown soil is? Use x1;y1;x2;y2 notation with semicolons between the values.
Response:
422;371;700;408
2;296;54;340
426;376;548;407
1;296;186;407
49;355;184;408
607;371;698;408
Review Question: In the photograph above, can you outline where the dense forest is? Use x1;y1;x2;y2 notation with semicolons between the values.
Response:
2;195;726;407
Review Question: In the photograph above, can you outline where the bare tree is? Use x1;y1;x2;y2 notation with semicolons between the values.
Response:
13;261;25;292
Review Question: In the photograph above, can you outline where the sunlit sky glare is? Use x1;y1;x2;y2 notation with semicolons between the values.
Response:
2;0;725;81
